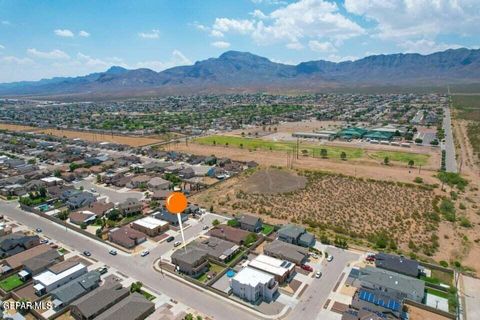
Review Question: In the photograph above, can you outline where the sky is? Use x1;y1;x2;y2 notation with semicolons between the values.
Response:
0;0;479;83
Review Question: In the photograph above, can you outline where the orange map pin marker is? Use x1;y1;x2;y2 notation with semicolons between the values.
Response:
165;191;188;250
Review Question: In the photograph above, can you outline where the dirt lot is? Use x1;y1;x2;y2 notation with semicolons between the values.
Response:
192;168;437;250
0;123;165;147
406;304;452;320
242;168;307;194
169;142;440;185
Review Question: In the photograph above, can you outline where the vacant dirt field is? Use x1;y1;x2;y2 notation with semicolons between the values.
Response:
169;142;440;185
0;123;164;147
242;168;307;194
192;168;437;250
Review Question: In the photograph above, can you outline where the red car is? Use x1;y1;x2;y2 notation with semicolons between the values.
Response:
366;255;376;262
301;264;313;272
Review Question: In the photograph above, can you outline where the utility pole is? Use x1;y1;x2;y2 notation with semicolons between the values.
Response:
296;138;299;159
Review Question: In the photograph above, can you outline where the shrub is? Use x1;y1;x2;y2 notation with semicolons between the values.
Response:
414;177;423;184
227;219;240;227
439;260;449;267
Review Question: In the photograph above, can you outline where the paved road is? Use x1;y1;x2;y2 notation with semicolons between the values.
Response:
0;200;260;320
287;246;359;320
443;107;458;173
462;275;480;320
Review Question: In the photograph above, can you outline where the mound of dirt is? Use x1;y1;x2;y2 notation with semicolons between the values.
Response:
242;168;307;194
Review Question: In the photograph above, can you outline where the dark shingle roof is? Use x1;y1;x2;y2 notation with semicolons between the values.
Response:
375;253;419;277
95;292;154;320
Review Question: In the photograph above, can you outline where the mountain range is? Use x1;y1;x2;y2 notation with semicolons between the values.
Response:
1;48;480;98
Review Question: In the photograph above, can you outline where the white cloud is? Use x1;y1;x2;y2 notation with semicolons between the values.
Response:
138;29;160;39
251;0;287;5
210;0;364;49
78;30;90;37
308;40;336;52
54;29;74;37
1;20;10;25
286;42;304;50
326;54;358;62
0;44;4;49
193;22;209;31
135;50;191;71
398;39;463;55
344;0;480;40
27;48;70;60
210;29;224;38
211;41;231;49
1;56;34;65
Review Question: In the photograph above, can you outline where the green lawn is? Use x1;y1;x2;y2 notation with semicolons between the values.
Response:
431;269;454;285
369;150;429;166
0;274;24;292
426;287;449;299
195;135;364;159
140;289;156;301
197;263;226;283
261;224;274;236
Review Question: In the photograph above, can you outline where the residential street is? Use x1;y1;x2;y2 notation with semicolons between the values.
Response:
287;246;359;320
462;275;480;320
0;200;261;320
443;107;458;173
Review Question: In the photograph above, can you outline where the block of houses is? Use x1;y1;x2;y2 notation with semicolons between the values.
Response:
277;224;315;247
230;266;278;303
207;225;250;245
0;232;40;258
171;248;209;278
143;161;172;173
21;249;64;276
33;261;88;295
131;216;169;237
238;214;262;232
108;226;146;249
117;198;142;216
264;240;309;265
248;254;295;283
1;244;58;274
70;282;130;320
375;253;420;278
147;177;170;191
24;179;47;192
0;184;26;197
94;292;155;320
50;271;101;310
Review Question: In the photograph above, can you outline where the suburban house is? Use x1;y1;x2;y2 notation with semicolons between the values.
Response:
147;177;170;191
151;189;172;201
179;167;195;179
207;225;250;245
264;240;309;265
108;226;147;249
154;210;188;227
375;253;420;278
65;192;97;210
33;261;88;295
22;249;64;276
94;292;155;320
0;232;40;258
117;198;142;216
40;176;64;186
50;271;101;310
70;282;130;320
248;254;295;283
238;214;262;232
70;201;114;225
69;211;97;226
126;175;150;189
1;244;51;273
131;216;169;237
171;248;209;278
277;224;315;247
230;266;278;303
354;266;425;303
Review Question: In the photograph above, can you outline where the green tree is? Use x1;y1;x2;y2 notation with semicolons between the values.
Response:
130;281;143;293
227;219;240;227
408;159;414;167
340;151;347;161
54;170;61;178
212;219;220;227
383;157;389;165
96;174;102;183
184;314;194;320
244;233;258;247
320;148;328;158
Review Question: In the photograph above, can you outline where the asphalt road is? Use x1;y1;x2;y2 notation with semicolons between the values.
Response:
443;107;458;173
0;200;260;320
287;246;359;320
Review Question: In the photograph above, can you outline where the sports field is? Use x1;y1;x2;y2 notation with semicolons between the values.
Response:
195;135;429;165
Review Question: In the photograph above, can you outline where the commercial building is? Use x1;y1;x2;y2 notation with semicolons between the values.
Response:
131;216;169;237
292;131;337;140
230;266;278;303
248;254;295;283
33;261;88;295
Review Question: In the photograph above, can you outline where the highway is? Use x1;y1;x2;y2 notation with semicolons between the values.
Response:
443;107;458;173
0;200;261;320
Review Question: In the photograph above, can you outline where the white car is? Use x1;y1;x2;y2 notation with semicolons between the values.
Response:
173;241;182;247
141;250;150;257
202;225;209;230
327;255;333;262
315;271;322;278
109;249;117;256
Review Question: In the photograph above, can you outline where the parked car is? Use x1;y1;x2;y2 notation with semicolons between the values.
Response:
366;255;376;262
109;249;117;256
40;239;49;244
83;251;91;257
35;228;42;233
315;271;322;278
327;255;334;262
202;225;209;230
301;264;313;272
141;250;150;257
173;241;182;247
96;267;108;275
166;236;175;243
